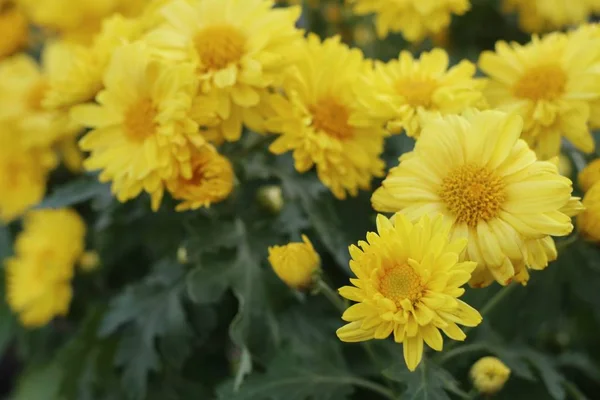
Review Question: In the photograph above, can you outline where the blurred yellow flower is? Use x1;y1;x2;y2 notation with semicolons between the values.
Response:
17;0;147;44
360;48;485;138
79;250;101;272
572;23;600;130
372;110;576;287
479;32;600;159
0;2;28;59
268;235;320;289
336;214;482;371
147;0;303;143
0;54;79;148
167;146;235;211
470;356;511;394
0;123;57;222
579;182;600;242
72;42;202;211
503;0;597;33
267;35;386;199
347;0;470;42
5;209;86;327
579;158;600;193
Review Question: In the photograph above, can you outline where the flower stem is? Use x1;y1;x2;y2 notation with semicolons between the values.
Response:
480;284;518;317
315;279;346;312
556;233;579;252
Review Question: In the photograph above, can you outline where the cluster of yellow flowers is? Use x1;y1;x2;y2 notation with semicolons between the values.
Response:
5;209;87;326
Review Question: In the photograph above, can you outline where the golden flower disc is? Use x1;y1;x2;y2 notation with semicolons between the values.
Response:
310;96;354;140
124;98;157;142
194;25;246;70
513;64;567;101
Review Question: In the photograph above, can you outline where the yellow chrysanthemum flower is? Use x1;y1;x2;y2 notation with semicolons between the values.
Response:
336;213;482;371
267;35;386;199
347;0;470;42
72;42;202;211
503;0;597;33
359;48;485;138
42;14;146;111
5;209;86;327
372;110;576;287
0;2;28;59
268;235;320;289
167;146;235;211
0;122;57;222
16;0;147;44
470;357;511;395
479;32;600;159
571;23;600;130
579;158;600;192
146;0;303;143
578;182;600;242
0;54;79;148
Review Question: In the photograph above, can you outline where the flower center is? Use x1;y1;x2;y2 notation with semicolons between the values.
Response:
395;79;437;108
194;25;246;70
310;96;353;140
513;64;567;101
27;81;48;111
124;98;157;143
439;164;506;227
378;263;423;306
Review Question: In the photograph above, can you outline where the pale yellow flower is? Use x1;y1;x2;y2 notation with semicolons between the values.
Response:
470;357;511;395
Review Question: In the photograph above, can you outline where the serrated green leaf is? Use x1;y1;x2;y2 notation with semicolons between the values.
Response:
37;176;110;209
186;254;235;304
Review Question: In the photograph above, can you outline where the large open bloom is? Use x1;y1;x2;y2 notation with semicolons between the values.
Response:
359;48;485;138
372;110;577;287
502;0;598;33
147;0;303;143
347;0;470;42
267;35;386;199
5;209;86;327
72;42;202;210
479;32;600;159
336;213;482;371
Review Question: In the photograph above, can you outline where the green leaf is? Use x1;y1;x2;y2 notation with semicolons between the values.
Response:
384;360;453;400
99;261;191;400
0;224;11;261
37;176;110;209
186;253;236;304
13;362;63;400
522;350;566;400
557;352;600;384
218;344;355;400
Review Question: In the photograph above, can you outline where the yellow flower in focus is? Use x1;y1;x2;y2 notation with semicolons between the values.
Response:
360;48;485;138
72;42;202;211
0;2;28;59
5;209;86;327
0;123;57;222
147;0;304;143
16;0;147;44
268;235;320;289
347;0;470;42
503;0;596;33
578;182;600;242
479;33;600;159
0;54;79;148
43;14;144;111
267;35;386;199
372;110;576;287
470;356;511;395
336;214;482;371
579;159;600;193
167;146;235;211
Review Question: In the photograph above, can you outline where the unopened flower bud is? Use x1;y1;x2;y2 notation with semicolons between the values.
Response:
257;185;284;214
268;235;320;289
470;356;511;395
79;251;100;272
177;246;189;264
